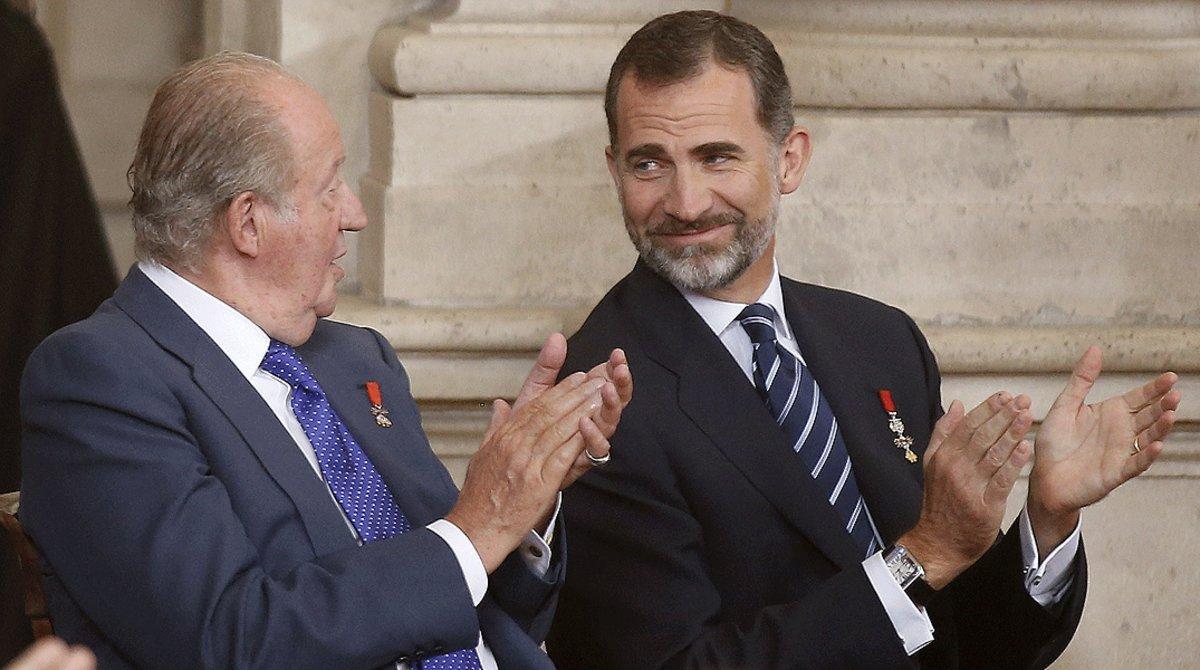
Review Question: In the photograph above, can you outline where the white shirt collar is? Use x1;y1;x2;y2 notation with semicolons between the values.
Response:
138;261;270;380
680;258;794;340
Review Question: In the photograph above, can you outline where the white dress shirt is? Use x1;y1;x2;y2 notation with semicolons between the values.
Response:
680;261;1081;654
140;261;558;669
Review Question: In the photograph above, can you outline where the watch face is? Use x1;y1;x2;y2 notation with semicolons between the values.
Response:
887;550;920;585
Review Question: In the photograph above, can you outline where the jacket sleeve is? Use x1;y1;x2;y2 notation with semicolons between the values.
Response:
901;311;1087;669
20;329;481;670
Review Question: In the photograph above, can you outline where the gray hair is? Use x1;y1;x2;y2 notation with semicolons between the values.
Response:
127;51;299;271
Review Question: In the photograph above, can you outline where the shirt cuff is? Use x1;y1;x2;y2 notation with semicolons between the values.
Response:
1018;506;1082;606
518;494;561;577
427;519;489;606
862;551;935;655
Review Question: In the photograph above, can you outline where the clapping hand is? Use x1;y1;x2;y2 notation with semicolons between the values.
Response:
447;333;633;572
1027;346;1181;555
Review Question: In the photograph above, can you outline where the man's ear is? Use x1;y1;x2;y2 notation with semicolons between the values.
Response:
777;125;812;195
225;191;264;258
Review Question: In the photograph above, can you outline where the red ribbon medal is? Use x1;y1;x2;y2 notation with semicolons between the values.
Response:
878;389;917;463
364;381;393;428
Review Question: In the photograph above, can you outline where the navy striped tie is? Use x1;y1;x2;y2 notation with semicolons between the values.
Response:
737;304;879;557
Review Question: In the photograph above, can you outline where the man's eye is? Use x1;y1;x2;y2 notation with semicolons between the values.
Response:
633;160;661;172
705;155;731;165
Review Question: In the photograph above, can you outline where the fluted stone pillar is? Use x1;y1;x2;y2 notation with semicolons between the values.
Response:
348;2;1197;665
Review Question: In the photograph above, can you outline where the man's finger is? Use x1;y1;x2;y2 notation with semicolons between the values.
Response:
977;409;1031;476
1138;409;1178;449
595;382;623;436
61;648;98;670
984;439;1032;507
945;392;1012;454
1121;371;1178;412
482;399;511;444
1131;390;1180;434
1050;345;1102;412
610;357;633;405
7;638;76;670
524;381;605;457
925;399;964;463
544;414;613;485
513;332;568;410
964;396;1028;460
1121;438;1164;482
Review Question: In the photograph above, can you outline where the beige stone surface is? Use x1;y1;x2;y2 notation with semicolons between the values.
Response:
435;0;724;25
371;22;1200;109
1004;473;1200;668
363;91;1200;324
735;0;1200;39
31;0;202;277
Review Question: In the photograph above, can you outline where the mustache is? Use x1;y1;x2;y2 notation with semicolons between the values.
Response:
647;212;744;236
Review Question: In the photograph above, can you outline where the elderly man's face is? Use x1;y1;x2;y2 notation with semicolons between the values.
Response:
258;82;366;338
607;62;784;293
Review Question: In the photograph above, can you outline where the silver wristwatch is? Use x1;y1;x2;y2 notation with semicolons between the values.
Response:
883;543;936;607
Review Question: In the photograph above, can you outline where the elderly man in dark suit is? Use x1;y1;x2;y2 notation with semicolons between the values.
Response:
547;11;1180;669
20;52;631;669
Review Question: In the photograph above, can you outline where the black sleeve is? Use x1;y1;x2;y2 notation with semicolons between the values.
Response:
901;313;1087;669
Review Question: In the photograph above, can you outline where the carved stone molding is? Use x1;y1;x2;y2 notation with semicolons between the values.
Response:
335;297;1200;372
370;21;1200;109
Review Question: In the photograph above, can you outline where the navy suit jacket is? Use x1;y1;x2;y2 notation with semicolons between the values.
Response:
20;268;560;670
547;261;1084;669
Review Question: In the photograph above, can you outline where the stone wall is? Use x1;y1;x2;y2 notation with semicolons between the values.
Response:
30;0;203;274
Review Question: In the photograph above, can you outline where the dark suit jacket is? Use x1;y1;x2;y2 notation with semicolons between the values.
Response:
547;261;1085;669
19;268;560;670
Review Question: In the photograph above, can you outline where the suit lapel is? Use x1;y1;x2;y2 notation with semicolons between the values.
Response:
113;269;357;556
780;281;924;544
623;263;862;570
301;349;451;527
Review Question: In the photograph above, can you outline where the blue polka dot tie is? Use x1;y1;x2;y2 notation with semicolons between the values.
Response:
737;304;880;558
261;341;483;669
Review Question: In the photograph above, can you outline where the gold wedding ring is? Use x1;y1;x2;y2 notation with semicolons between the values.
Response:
1131;437;1141;455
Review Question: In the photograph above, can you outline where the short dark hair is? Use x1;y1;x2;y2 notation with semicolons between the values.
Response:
604;10;794;148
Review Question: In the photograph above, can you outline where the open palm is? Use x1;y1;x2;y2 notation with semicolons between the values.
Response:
1031;346;1180;516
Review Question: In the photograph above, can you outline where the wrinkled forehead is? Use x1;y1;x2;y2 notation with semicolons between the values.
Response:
612;63;764;149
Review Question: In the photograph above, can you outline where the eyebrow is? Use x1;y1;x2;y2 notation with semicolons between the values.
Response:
691;142;744;157
322;156;346;185
623;141;746;163
624;143;668;162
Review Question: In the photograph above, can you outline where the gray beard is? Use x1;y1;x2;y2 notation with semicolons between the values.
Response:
626;206;776;293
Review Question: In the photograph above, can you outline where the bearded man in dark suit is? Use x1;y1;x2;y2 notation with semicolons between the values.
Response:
547;11;1180;669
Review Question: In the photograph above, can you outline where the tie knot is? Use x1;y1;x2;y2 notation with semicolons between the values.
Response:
737;303;779;345
261;339;317;392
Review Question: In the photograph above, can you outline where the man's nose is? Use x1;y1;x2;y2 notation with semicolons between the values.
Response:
341;188;368;232
662;169;713;222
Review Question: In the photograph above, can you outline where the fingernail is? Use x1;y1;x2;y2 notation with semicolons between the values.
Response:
586;378;607;391
568;371;587;384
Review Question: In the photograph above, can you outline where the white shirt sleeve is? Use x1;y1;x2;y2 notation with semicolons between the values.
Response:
1018;506;1082;606
863;506;1082;657
426;519;489;606
862;551;936;654
517;493;561;577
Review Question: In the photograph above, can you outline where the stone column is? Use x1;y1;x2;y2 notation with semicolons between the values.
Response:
358;2;1199;665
